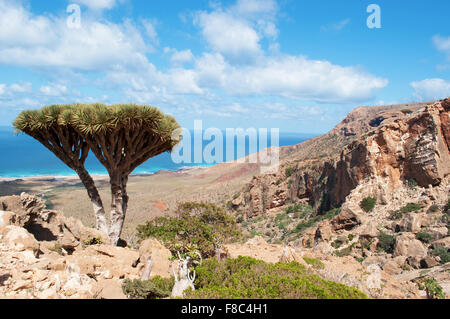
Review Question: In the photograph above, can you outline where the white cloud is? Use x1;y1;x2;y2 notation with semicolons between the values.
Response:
0;82;32;97
193;53;387;103
165;48;194;64
73;0;116;11
411;78;450;101
195;11;262;62
10;83;32;93
0;1;150;71
39;84;68;96
433;35;450;58
0;1;55;47
142;19;159;49
321;19;351;32
0;0;388;122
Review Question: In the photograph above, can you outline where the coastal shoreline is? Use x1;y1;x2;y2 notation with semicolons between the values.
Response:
0;165;210;183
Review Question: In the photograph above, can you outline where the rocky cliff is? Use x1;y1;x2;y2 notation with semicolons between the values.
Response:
233;99;448;217
230;98;449;298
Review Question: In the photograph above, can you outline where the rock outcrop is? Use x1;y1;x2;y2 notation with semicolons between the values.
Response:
235;99;449;217
0;193;173;299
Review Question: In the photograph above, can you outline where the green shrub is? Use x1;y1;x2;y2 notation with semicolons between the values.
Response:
185;257;367;299
416;232;433;244
360;197;376;212
285;167;294;177
400;203;422;213
293;219;317;234
417;278;445;299
391;203;422;219
407;178;418;188
136;202;242;257
323;208;341;220
82;236;103;246
122;276;174;299
401;109;413;114
431;247;450;264
377;232;395;253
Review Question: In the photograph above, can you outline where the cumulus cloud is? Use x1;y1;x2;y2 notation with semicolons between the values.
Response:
433;35;450;58
0;82;32;97
0;1;150;71
411;78;450;101
164;48;194;64
192;53;387;103
39;84;68;96
0;0;388;120
195;11;263;62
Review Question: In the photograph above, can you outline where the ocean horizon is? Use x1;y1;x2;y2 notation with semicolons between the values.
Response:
0;126;316;178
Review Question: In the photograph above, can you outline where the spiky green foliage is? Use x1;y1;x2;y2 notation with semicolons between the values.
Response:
14;104;181;170
185;256;367;299
14;103;182;244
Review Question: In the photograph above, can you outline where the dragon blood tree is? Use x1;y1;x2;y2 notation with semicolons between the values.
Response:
14;104;181;245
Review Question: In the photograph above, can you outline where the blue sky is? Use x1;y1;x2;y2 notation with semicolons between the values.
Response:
0;0;449;134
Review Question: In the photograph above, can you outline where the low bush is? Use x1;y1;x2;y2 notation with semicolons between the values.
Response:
377;232;395;254
401;109;413;114
431;247;450;264
122;276;174;299
391;203;422;219
185;256;367;299
360;197;376;213
400;203;422;213
285;167;294;177
82;236;103;246
417;278;445;299
416;232;433;244
136;202;242;257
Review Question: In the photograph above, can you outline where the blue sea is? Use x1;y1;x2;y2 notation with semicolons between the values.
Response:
0;126;314;178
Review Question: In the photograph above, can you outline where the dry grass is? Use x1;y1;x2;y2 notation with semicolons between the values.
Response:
0;162;260;242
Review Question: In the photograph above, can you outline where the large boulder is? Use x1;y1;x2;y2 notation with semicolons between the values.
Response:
93;279;127;299
0;211;16;230
63;217;111;246
393;233;428;258
314;220;333;242
138;238;173;278
0;225;39;254
331;207;361;231
431;237;450;249
397;214;422;233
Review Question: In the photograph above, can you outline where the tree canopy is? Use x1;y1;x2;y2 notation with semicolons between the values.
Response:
14;103;181;245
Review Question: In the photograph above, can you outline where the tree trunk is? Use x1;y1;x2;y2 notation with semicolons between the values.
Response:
75;167;108;235
108;174;129;246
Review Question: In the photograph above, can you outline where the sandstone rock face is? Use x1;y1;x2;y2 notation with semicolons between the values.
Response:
0;211;16;230
1;226;39;254
314;220;332;242
0;193;174;299
393;234;428;258
138;238;173;278
236;99;449;217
